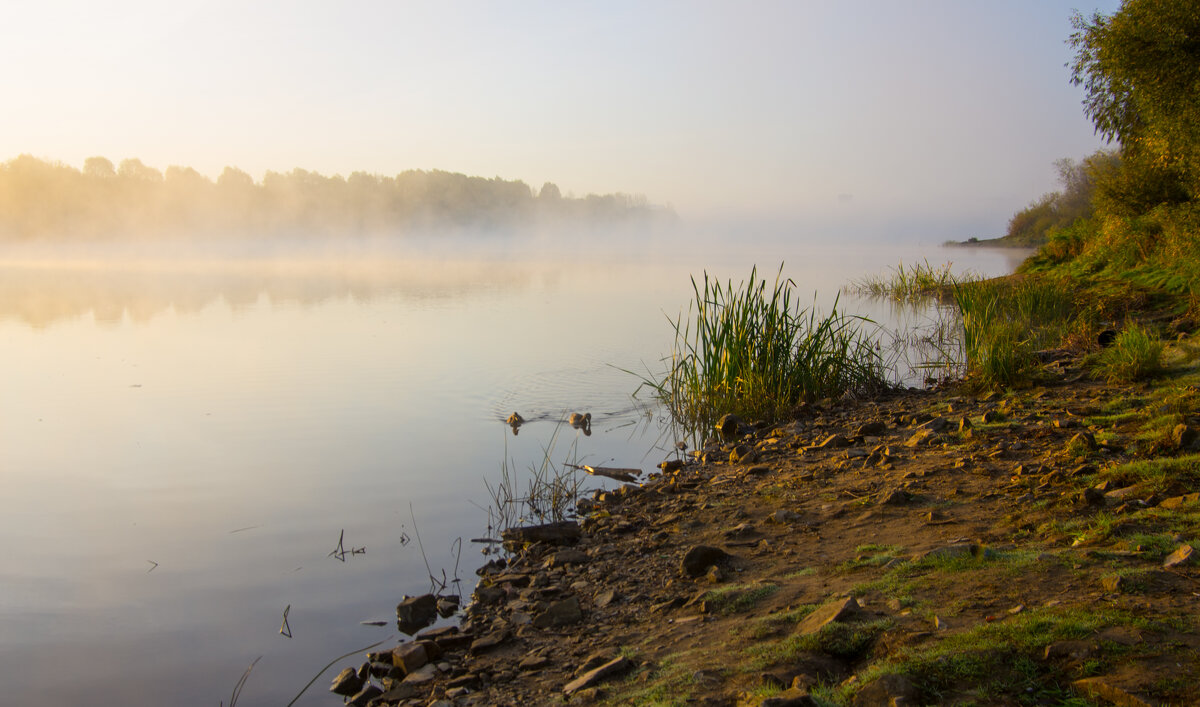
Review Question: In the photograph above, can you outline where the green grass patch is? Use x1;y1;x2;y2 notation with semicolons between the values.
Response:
699;583;780;615
839;606;1154;705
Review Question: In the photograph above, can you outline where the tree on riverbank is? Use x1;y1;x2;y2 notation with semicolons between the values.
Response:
0;154;671;240
1023;0;1200;297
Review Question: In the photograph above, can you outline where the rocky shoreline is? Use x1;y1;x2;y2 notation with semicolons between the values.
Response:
328;348;1200;706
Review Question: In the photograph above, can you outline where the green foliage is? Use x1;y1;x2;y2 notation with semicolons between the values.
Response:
0;154;666;239
1094;324;1164;382
639;265;887;434
1070;1;1200;198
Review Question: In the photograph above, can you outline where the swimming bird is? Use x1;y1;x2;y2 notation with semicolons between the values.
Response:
506;412;525;426
568;412;592;428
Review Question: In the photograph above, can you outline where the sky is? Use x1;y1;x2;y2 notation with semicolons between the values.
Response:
1;0;1123;240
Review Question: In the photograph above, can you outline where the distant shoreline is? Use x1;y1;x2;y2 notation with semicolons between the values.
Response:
942;235;1041;249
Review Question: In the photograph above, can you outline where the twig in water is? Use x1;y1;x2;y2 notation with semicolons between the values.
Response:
285;639;390;707
279;604;292;638
146;560;158;573
328;529;365;562
225;655;261;707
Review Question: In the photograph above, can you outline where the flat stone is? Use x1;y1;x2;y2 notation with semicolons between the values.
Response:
469;628;508;653
563;656;632;695
817;434;851;449
1158;492;1200;510
1072;677;1155;707
1163;544;1195;569
533;596;582;628
400;662;438;686
796;596;858;636
918;416;950;432
855;421;887;436
347;683;382;707
904;429;937;448
852;673;917;706
545;549;589;567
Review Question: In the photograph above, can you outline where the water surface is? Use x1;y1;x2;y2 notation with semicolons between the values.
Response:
0;231;1028;704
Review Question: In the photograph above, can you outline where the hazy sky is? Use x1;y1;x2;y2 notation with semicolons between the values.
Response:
2;1;1121;239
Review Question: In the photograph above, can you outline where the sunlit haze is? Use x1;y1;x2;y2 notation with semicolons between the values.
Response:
2;0;1120;240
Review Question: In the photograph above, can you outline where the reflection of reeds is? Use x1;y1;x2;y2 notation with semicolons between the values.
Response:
631;265;887;434
850;259;974;302
279;604;292;638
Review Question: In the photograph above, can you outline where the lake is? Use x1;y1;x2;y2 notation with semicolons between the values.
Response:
0;228;1028;705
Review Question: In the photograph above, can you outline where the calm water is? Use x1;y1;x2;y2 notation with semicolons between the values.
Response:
0;230;1027;705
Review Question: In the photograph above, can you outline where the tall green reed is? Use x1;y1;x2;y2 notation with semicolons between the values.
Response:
637;265;887;433
952;276;1077;387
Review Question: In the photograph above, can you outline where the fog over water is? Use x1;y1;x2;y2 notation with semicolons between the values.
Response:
0;221;1030;705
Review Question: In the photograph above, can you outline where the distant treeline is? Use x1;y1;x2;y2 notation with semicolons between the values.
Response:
0;155;671;239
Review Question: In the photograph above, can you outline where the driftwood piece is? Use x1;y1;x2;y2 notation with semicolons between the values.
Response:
501;521;582;546
566;463;641;483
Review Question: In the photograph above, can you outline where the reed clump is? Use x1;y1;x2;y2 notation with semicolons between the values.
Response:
1094;324;1164;383
643;265;887;433
850;260;973;303
952;276;1078;388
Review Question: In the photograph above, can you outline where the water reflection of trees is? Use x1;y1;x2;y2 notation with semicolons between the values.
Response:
0;155;670;240
0;259;542;328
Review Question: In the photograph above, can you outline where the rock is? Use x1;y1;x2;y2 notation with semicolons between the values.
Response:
533;596;582;628
400;662;437;685
903;429;937;448
395;594;438;635
817;434;852;449
391;642;428;676
594;589;619;608
347;683;382;707
519;654;552;670
759;688;819;706
1163;544;1195;568
1101;575;1124;593
1044;640;1094;661
681;545;733;577
879;488;908;506
502;520;582;546
981;409;1003;424
1072;677;1155;707
852;673;917;706
1171;423;1197;450
470;628;508;653
1083;487;1107;506
659;459;685;473
1158;492;1200;510
545;549;589;567
918;416;949;433
855;420;887;436
1069;431;1097;451
717;413;744;437
731;444;759;463
436;595;460;618
563;656;632;695
769;509;800;524
330;666;365;696
796;596;858;636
